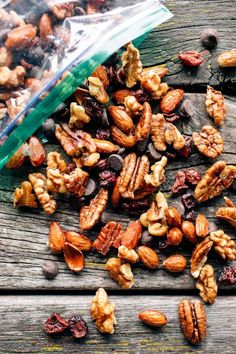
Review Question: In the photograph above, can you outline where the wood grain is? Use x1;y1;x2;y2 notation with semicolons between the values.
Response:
141;0;236;93
0;294;235;353
0;94;235;290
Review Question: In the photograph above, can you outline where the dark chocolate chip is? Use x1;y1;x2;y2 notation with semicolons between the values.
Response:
141;230;154;247
41;118;56;138
108;154;124;172
84;179;96;197
147;143;162;161
136;137;149;153
201;28;219;49
179;99;195;119
118;147;126;156
42;260;59;279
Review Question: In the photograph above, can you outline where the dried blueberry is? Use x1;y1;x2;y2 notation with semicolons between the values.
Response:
22;46;45;65
108;154;124;172
136;138;149;153
42;260;59;280
158;240;169;250
147;143;162;161
201;28;219;49
182;193;196;210
141;230;154;246
95;128;110;140
84;179;96;197
42;118;56;138
179;99;195;119
68;315;88;339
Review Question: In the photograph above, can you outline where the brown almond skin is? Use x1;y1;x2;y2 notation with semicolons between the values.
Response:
195;214;209;238
65;231;92;252
167;227;183;246
121;220;142;250
181;221;197;244
49;221;65;254
165;207;182;227
160;89;184;114
163;255;187;273
138;310;167;327
138;246;159;269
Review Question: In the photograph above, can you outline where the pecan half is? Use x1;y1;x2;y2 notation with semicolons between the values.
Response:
49;221;65;254
108;106;134;133
121;43;142;88
118;245;139;263
121;220;142;249
93;221;123;255
105;257;134;289
63;242;85;273
111;176;122;207
196;265;218;304
206;86;226;126
178;300;207;345
145;156;168;188
135;102;152;141
194;161;236;202
111;125;136;148
192;125;224;158
55;125;79;156
29;173;57;215
190;237;213;278
118;153;149;199
80;188;108;230
210;230;236;261
216;197;236;228
91;288;117;334
14;181;38;208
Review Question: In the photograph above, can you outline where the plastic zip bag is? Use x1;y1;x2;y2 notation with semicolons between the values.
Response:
0;0;172;168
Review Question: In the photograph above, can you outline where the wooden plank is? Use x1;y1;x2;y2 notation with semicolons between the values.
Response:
141;0;236;93
0;294;235;353
0;93;235;290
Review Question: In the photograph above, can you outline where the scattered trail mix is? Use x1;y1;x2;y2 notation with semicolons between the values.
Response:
9;37;236;346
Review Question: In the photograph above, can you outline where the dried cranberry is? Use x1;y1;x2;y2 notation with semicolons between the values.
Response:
65;163;76;174
122;199;150;215
182;193;196;210
95;128;110;140
178;136;193;158
82;96;104;121
185;168;201;185
108;64;124;86
218;266;236;285
163;113;180;124
99;170;116;188
172;171;189;194
92;158;108;172
179;51;204;67
44;313;69;334
133;89;152;104
158;240;169;250
68;315;88;339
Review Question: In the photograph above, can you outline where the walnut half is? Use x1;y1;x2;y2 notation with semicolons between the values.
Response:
105;257;134;289
196;265;218;304
91;288;117;334
210;230;236;261
216;197;236;228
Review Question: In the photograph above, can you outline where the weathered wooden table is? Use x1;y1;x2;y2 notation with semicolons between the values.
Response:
0;1;236;353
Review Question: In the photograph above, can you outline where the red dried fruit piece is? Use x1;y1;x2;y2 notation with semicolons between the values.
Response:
185;168;201;185
68;315;88;339
179;51;204;67
179;136;193;158
28;136;46;167
172;171;188;194
44;313;69;334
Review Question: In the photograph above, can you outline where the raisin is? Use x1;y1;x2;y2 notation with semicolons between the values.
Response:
163;113;180;124
42;260;59;280
95;128;110;140
185;168;201;185
133;88;152;104
44;313;69;334
218;266;236;285
99;170;116;188
108;64;124;86
65;163;76;174
181;193;196;210
42;118;56;138
82;96;104;121
68;315;88;339
122;199;150;216
172;171;189;194
185;210;196;222
158;239;169;250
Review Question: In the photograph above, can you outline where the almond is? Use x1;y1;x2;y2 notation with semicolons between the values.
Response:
49;221;65;254
91;65;109;88
121;220;142;249
167;227;183;246
63;242;85;273
163;254;187;273
160;89;184;114
39;13;53;42
217;49;236;67
108;106;134;133
181;221;197;244
142;65;168;78
195;214;209;238
138;310;167;327
165;207;182;227
65;231;92;252
5;24;37;49
137;246;159;269
113;89;135;104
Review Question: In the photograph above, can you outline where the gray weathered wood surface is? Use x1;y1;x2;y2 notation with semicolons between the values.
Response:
0;0;236;353
0;93;235;290
0;295;235;354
